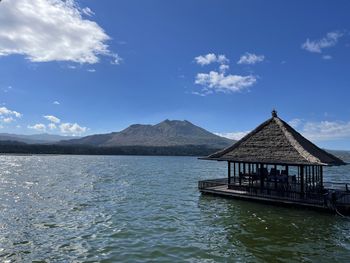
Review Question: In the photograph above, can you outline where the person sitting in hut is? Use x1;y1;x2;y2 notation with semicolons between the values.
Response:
268;167;279;182
251;171;260;183
280;169;288;183
258;167;268;181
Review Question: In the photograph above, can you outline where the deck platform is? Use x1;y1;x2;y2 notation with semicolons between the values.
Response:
198;178;350;214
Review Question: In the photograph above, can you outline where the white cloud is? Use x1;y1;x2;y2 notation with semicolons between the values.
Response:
111;54;123;65
28;123;46;132
215;131;250;141
48;123;57;130
195;71;257;93
301;31;343;53
53;101;60;105
81;7;94;17
60;122;87;135
322;55;332;60
87;69;96;72
191;91;212;97
237;52;265;65
2;117;14;123
0;106;22;118
194;53;229;66
288;118;302;128
0;0;120;64
217;54;229;64
194;53;217;65
287;118;350;141
44;115;60;123
2;86;12;93
216;118;350;142
219;64;229;73
302;121;350;141
193;53;258;95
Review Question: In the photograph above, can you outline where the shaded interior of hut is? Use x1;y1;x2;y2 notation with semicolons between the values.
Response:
227;162;323;193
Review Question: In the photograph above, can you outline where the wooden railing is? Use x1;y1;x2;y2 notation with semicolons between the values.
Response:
227;183;325;205
198;178;350;212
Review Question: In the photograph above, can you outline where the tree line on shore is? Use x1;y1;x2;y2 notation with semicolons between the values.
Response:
0;140;218;156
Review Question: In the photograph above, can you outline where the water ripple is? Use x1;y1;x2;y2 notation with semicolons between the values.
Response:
0;155;349;262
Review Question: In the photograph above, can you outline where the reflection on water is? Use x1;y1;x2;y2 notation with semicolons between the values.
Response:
0;155;349;262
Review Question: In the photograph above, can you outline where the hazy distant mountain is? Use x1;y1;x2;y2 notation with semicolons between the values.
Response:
0;133;79;144
61;120;234;148
328;150;350;164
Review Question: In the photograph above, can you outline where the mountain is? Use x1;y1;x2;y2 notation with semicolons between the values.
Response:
0;133;79;144
61;120;234;148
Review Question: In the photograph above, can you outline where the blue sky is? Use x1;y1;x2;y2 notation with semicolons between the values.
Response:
1;0;350;149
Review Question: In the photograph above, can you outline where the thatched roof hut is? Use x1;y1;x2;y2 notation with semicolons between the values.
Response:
203;110;345;166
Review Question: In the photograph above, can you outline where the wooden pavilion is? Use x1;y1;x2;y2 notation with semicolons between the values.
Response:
199;110;350;214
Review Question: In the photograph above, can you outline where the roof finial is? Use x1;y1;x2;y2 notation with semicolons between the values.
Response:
272;109;278;118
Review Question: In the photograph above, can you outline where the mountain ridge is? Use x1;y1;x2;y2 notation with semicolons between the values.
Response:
0;133;79;144
60;119;234;148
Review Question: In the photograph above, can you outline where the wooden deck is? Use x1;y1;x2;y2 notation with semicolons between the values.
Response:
198;178;350;214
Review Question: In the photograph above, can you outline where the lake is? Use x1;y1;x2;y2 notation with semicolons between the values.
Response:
0;155;350;262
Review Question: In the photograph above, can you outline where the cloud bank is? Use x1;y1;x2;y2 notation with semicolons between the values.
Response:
0;0;120;64
195;71;256;93
193;53;257;95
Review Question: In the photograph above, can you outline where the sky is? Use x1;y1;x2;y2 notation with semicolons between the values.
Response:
0;0;350;150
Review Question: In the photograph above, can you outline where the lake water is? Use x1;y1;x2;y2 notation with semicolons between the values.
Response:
0;155;350;262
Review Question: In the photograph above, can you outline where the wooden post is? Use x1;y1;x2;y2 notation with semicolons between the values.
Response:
300;165;304;198
248;163;253;186
320;166;323;188
305;166;307;191
309;166;311;190
233;162;236;183
312;166;315;191
228;161;231;186
297;166;300;184
274;164;277;189
239;162;242;186
260;163;264;189
305;166;308;191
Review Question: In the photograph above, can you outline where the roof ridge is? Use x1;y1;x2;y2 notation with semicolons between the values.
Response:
274;117;322;164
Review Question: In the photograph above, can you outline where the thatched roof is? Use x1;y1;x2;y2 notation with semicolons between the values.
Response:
203;111;345;166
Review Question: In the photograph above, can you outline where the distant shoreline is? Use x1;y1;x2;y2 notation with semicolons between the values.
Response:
0;141;349;161
0;142;220;157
